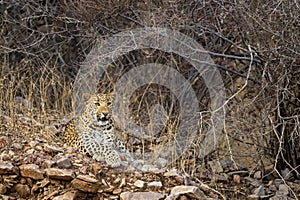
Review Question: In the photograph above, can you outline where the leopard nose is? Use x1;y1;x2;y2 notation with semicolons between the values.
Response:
102;112;108;118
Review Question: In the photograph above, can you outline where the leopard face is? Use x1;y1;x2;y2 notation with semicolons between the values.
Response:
80;93;113;126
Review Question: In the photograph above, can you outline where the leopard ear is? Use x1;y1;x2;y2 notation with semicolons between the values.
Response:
82;93;92;102
107;92;113;99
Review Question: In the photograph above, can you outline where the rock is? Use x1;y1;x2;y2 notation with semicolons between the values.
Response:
11;143;23;150
277;184;289;196
120;191;165;200
131;160;144;170
37;178;50;188
0;136;9;148
269;184;277;192
91;163;102;174
29;141;37;148
0;194;16;200
36;145;43;151
147;181;163;190
248;185;265;199
244;177;262;187
56;158;72;169
269;195;290;200
208;160;223;173
0;195;16;200
19;164;44;180
233;174;241;184
43;160;55;168
0;184;7;194
2;175;18;188
76;175;98;183
166;186;207;200
254;171;262;179
141;164;159;172
164;168;180;177
274;179;283;187
134;180;145;188
281;168;293;180
53;191;75;200
13;184;30;198
156;157;168;168
119;178;126;188
112;188;122;194
71;175;99;193
0;162;15;175
164;168;184;184
45;168;75;181
44;144;63;153
26;148;35;154
227;170;249;176
254;185;265;196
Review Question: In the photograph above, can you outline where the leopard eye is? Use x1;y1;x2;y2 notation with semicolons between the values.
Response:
107;102;112;106
95;102;101;106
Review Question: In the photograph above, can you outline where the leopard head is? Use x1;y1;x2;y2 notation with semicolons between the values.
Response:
81;93;113;125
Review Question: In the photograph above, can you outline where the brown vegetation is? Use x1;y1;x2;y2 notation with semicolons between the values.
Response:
0;0;299;199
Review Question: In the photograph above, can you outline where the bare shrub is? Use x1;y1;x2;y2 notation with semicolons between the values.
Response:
0;0;299;183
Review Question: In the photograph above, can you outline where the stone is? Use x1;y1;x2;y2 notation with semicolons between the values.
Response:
43;160;55;168
233;174;241;184
7;151;14;157
0;194;16;200
134;180;145;188
76;175;98;183
269;195;290;200
208;160;223;173
164;168;180;177
244;177;262;187
37;178;50;188
45;168;75;181
0;184;7;195
91;163;102;174
227;170;249;176
120;191;165;200
119;178;126;188
13;184;30;198
35;145;43;151
26;149;35;154
156;157;168;168
277;184;289;196
11;143;23;150
141;164;159;172
166;186;207;200
147;181;163;189
0;136;9;148
0;162;15;175
281;168;293;180
19;164;44;180
56;158;72;169
254;171;262;179
44;144;63;153
53;191;75;200
29;141;37;148
71;175;99;193
112;188;122;194
248;185;265;199
178;195;189;200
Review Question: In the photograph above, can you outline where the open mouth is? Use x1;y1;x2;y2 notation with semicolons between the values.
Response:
97;115;109;122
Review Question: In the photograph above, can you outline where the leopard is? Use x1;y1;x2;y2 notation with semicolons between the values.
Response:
63;93;129;168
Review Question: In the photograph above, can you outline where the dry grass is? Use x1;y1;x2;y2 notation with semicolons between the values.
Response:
0;0;299;182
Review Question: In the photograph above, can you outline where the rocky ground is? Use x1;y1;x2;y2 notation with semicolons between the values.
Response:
0;109;299;200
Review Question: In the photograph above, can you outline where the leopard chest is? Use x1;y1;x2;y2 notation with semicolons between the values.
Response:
77;121;116;145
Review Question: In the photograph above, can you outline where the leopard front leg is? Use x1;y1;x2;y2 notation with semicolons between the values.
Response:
115;138;133;162
80;138;121;168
